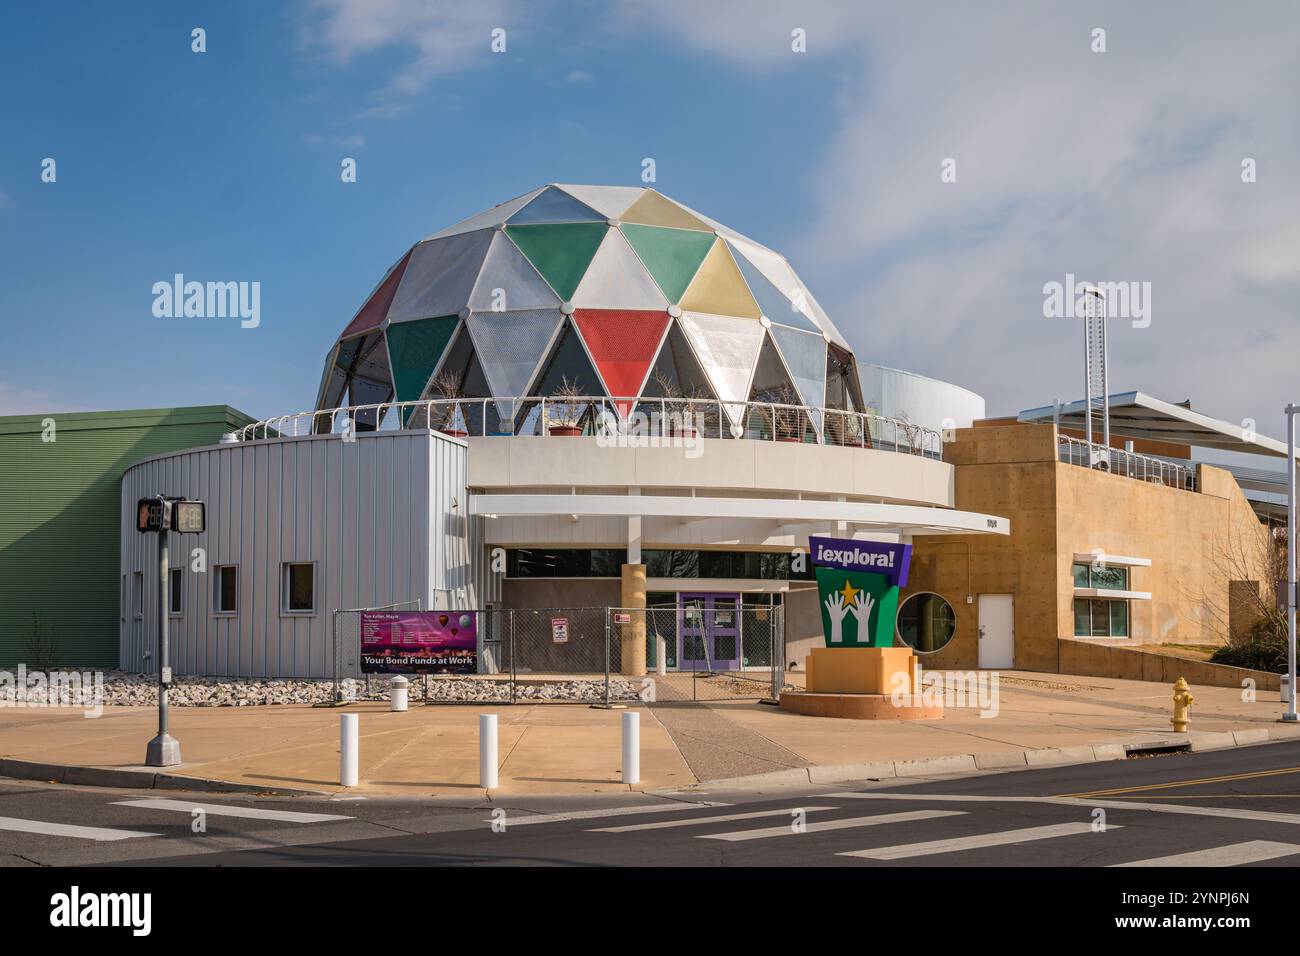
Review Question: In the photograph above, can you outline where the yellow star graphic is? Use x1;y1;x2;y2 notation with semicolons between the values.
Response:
839;580;860;607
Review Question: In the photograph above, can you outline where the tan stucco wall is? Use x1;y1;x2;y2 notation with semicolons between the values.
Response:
903;423;1272;675
1058;637;1279;691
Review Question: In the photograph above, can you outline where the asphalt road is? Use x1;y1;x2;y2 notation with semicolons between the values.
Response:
2;740;1300;867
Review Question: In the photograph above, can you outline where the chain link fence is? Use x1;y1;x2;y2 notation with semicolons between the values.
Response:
631;604;786;702
326;602;787;706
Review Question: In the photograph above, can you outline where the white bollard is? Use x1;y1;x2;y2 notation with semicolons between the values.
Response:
480;713;498;789
622;711;640;785
390;675;409;712
656;635;667;677
340;713;359;788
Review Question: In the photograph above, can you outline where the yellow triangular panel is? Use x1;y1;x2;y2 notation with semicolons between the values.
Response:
679;239;761;319
620;191;713;231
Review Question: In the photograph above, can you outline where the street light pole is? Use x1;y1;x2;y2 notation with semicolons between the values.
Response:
1286;405;1298;722
145;500;182;765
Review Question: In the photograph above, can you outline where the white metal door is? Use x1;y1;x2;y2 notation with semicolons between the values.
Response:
977;594;1014;669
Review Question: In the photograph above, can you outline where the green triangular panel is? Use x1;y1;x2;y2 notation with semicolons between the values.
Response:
504;223;608;301
385;315;459;404
620;224;717;304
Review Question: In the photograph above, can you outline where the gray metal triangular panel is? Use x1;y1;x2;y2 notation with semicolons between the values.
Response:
465;308;565;402
425;188;545;240
554;184;646;219
387;229;494;325
468;231;561;312
769;323;828;410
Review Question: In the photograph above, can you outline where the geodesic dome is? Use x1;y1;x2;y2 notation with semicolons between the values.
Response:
316;184;864;430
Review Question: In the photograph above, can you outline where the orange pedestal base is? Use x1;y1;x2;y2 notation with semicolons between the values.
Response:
782;646;942;720
779;691;943;720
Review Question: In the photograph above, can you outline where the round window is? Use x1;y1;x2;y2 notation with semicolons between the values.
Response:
896;592;957;654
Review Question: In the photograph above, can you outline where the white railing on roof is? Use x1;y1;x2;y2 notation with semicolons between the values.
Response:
236;396;944;459
1057;434;1195;491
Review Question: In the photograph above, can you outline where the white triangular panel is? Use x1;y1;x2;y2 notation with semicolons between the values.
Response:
677;311;765;430
571;228;668;309
554;184;645;220
727;236;849;348
468;232;561;312
425;188;545;241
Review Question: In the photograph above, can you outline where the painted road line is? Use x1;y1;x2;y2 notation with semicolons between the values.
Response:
112;798;353;823
591;806;838;833
1112;840;1300;867
489;801;728;827
699;809;964;842
1062;765;1300;799
0;815;158;842
826;791;1300;825
842;822;1115;860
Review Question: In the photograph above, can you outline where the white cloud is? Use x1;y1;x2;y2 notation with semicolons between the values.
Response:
566;69;593;83
612;0;1300;430
302;0;525;97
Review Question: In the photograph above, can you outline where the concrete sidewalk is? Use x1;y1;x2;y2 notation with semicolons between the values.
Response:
0;671;1296;796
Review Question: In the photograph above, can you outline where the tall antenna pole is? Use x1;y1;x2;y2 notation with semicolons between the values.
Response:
1083;287;1108;462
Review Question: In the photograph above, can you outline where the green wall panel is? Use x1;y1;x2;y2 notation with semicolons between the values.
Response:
0;406;255;668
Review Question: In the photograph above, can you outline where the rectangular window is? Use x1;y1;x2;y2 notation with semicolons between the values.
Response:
214;565;238;615
121;574;127;622
168;568;183;616
1091;566;1129;591
133;571;144;618
1109;600;1129;637
1072;561;1129;591
282;562;315;614
1073;598;1090;636
1074;598;1130;637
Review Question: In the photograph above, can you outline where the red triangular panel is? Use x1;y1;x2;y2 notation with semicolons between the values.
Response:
573;309;670;416
340;248;413;339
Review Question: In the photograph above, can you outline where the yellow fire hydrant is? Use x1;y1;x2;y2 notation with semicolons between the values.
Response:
1172;677;1194;732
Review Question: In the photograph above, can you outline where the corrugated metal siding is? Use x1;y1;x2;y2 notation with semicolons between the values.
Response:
119;430;470;678
0;406;253;667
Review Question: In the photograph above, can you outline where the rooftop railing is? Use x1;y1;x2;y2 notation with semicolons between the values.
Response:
1057;434;1195;491
235;396;944;460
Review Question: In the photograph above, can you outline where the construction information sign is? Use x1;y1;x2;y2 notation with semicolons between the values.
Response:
359;611;477;674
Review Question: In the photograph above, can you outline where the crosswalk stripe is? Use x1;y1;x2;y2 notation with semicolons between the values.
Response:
492;801;728;828
699;809;965;842
111;798;353;823
1112;840;1300;867
841;822;1113;860
591;806;838;833
0;815;158;842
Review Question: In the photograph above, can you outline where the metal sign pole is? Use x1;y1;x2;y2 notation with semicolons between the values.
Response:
1287;404;1298;722
145;517;181;766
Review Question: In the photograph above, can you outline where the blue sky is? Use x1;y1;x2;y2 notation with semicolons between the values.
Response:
3;1;1299;440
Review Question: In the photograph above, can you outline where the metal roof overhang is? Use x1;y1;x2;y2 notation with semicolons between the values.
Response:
470;493;1010;536
1018;391;1291;458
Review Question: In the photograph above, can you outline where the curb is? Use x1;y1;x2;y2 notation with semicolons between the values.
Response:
679;724;1300;793
0;758;326;797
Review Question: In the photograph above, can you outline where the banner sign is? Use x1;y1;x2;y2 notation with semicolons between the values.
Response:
810;537;912;588
360;611;477;674
810;536;912;648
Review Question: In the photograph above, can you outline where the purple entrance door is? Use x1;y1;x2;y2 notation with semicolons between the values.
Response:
679;593;741;671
